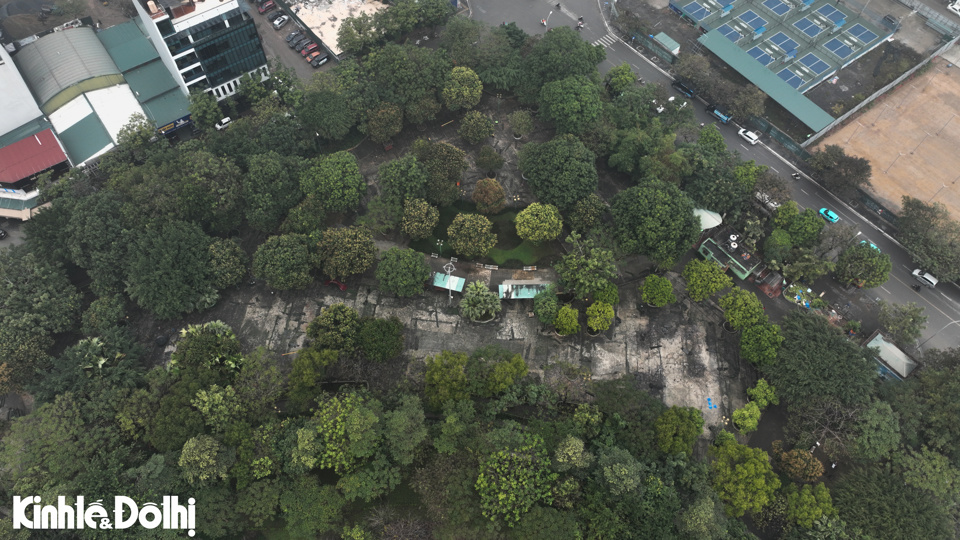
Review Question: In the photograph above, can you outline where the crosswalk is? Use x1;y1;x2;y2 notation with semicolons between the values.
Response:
592;34;618;48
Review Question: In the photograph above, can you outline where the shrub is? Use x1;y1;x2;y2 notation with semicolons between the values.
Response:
401;198;439;240
593;280;620;305
586;301;614;333
459;281;502;321
533;284;559;325
472;178;507;214
516;203;563;243
555;305;580;335
208;238;248;290
508;110;534;137
476;146;504;174
81;295;126;336
567;194;605;232
357;317;405;362
459;110;494;144
448;213;497;259
640;275;676;307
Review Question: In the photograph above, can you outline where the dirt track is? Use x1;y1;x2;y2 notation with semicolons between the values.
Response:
1;0;130;41
817;56;960;220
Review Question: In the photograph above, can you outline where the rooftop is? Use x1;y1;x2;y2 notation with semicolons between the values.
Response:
498;280;549;300
0;47;44;139
0;129;69;184
864;330;918;379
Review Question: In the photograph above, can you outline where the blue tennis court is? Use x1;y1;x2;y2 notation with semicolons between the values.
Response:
769;32;799;53
739;9;768;30
778;67;805;89
848;23;878;42
824;37;854;58
748;46;775;65
683;1;711;20
717;24;743;42
794;17;823;37
762;0;791;16
816;4;847;24
799;52;830;74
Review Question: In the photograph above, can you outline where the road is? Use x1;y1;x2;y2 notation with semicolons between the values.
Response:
470;0;960;351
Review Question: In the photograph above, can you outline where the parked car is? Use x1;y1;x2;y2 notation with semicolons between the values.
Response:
305;50;321;63
257;0;275;14
291;36;309;49
671;80;696;98
215;117;232;131
860;240;880;252
301;42;319;56
273;15;289;29
738;129;760;145
818;208;839;223
311;53;329;67
285;30;302;42
295;39;313;52
266;10;282;22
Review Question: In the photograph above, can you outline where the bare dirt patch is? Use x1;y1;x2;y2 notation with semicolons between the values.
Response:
1;0;131;41
816;56;960;220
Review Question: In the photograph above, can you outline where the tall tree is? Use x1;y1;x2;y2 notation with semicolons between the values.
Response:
475;432;558;525
655;406;704;455
518;134;598;211
316;226;377;281
447;213;497;259
877;300;927;347
442;66;483;111
410;139;468;207
808;145;873;199
378;154;428;203
718;288;765;331
611;180;700;266
376;247;430;297
896;196;960;281
253;234;315;290
518;26;605;103
539;76;602;135
554;232;618;299
834;242;892;288
299;88;356;141
516;203;562;243
300;151;366;214
401;198;439;239
244;152;305;233
710;433;781;517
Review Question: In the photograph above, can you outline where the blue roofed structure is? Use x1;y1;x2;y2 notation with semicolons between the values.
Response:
670;0;890;132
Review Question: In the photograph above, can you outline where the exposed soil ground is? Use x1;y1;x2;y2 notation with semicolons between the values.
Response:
0;0;131;41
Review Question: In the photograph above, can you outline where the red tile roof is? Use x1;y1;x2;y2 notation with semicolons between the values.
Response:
0;129;68;184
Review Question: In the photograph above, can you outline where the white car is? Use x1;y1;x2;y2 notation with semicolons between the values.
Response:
215;117;232;131
273;15;289;29
738;128;760;145
949;1;960;17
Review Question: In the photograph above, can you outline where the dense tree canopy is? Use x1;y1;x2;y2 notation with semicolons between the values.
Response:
316;226;377;281
300;151;366;213
376;247;430;297
253;234;315;290
447;213;497;259
611;180;700;266
518;134;598;211
896;196;960;281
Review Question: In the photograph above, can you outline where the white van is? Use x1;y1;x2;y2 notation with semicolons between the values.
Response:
912;268;938;288
948;1;960;17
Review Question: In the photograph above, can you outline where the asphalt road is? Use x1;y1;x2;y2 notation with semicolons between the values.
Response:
470;0;960;351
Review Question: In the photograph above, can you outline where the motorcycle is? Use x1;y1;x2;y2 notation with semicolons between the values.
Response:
791;172;801;180
911;284;922;292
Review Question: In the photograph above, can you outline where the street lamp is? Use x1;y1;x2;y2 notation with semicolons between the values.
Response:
443;261;456;303
918;319;960;350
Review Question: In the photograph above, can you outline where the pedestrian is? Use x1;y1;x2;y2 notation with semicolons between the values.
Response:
556;2;561;8
699;122;705;128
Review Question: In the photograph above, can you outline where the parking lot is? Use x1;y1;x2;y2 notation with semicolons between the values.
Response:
252;1;333;82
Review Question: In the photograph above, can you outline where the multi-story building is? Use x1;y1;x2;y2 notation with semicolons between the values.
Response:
132;0;268;101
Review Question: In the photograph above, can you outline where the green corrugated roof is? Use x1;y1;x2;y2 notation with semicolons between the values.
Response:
654;32;680;53
98;20;160;71
57;113;113;164
0;117;51;149
698;30;835;132
124;61;179;102
0;195;40;211
141;88;191;127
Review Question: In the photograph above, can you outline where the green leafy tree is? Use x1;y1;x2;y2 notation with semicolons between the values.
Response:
554;232;617;299
382;394;428;466
612;180;701;266
517;26;605;103
299;88;356;141
567;193;606;232
518;134;598;210
316;226;377;281
379;154;428;203
442;66;483;110
300;151;366;214
732;402;761;435
539;75;602;135
808;145;873;199
655;406;704;455
718;288;765;331
243;152;305;232
891;446;960;505
189;90;223;131
179;435;234;485
516;203;562;243
253;234;315;290
192;384;246;433
294;390;381;474
208;238;248;290
785;483;837;529
448;213;497;259
376;247;430;297
366;102;404;145
170;321;242;371
81;294;126;337
682;259;733;302
410;139;468;207
405;95;442;127
0;245;81;335
471;177;507;214
337;12;380;55
767;312;875;407
595;446;645;496
279;477;345;538
594;280;619;305
355;196;402;235
459;110;494;145
710;433;781;517
475;145;504;174
280;195;326;235
896;196;960;281
554;435;594;472
533;284;559;325
775;202;825;248
850;400;901;461
772;440;825;483
126;221;216;319
307;303;361;353
877;300;927;347
459;280;502;321
835;242;892;288
764;228;794;263
358;317;405;363
508;109;534;138
748;379;779;409
640;275;676;307
61;191;128;295
424;350;470;409
605;63;636;95
401;198;439;240
555;305;580;335
288;348;339;412
586;301;614;333
782;248;836;283
475;432;558;525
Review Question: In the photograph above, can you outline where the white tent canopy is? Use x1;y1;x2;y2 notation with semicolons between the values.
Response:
693;208;723;231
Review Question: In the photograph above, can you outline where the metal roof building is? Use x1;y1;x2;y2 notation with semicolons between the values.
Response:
0;47;45;141
863;330;918;380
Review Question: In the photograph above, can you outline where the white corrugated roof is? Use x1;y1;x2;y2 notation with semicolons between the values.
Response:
49;95;94;132
85;85;144;143
866;332;917;378
0;47;44;137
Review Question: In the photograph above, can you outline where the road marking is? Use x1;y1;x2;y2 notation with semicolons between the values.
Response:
880;286;891;294
475;5;485;12
593;34;617;47
800;189;808;195
770;167;779;173
740;144;749;150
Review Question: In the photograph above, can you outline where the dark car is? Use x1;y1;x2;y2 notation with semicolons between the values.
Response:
266;10;283;22
311;53;329;67
257;0;275;14
285;30;302;42
290;36;309;49
671;80;696;98
0;229;7;240
295;39;313;52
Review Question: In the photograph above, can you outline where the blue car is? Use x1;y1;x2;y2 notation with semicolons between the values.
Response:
860;240;880;252
819;208;839;223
